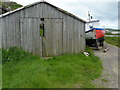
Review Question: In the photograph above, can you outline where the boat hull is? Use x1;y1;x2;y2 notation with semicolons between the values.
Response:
95;28;105;39
85;28;105;48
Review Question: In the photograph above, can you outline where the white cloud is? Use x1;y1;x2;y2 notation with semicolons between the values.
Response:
100;20;118;29
10;0;120;6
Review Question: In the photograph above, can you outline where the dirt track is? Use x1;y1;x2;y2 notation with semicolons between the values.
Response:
93;42;118;88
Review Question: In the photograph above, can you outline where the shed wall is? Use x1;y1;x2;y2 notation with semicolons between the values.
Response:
1;2;85;56
43;3;85;54
0;18;2;48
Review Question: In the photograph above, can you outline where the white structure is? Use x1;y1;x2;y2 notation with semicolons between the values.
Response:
111;31;120;34
85;20;100;31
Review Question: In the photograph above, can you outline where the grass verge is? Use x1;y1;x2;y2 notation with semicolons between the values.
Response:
2;47;102;88
105;37;120;48
105;32;120;35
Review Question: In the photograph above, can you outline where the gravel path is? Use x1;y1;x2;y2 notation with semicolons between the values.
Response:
93;43;118;88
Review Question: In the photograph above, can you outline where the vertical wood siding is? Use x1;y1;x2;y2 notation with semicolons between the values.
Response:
0;18;2;48
1;2;85;56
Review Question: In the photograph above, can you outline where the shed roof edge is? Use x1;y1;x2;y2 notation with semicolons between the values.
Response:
0;1;86;22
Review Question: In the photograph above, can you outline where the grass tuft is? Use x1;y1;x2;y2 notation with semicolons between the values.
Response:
2;47;39;63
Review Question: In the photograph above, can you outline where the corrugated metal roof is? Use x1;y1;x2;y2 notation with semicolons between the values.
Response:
0;1;86;22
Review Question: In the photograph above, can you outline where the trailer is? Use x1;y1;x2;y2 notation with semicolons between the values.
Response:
85;27;105;49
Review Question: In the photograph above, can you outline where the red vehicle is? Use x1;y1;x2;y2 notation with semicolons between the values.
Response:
85;27;105;49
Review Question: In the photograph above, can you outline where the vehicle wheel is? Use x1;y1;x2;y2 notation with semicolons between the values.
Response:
96;42;100;50
100;42;104;47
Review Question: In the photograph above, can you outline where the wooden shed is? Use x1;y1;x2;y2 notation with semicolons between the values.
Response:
0;1;86;57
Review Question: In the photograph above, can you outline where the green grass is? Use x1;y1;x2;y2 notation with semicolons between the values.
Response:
105;37;120;48
10;4;22;10
0;1;2;6
40;28;44;36
105;32;120;35
0;64;1;90
2;47;103;88
0;60;1;89
0;1;23;11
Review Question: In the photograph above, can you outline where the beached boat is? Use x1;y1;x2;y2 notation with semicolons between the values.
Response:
85;13;105;48
85;27;105;48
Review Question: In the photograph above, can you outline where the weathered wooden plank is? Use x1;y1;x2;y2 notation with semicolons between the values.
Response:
72;17;74;54
67;16;70;54
37;3;43;18
28;18;33;53
13;14;16;47
15;16;21;48
33;18;37;55
75;19;78;53
21;18;26;50
52;19;56;55
68;16;72;54
44;3;49;18
36;19;41;55
3;16;6;48
73;19;75;53
73;19;77;53
12;14;17;47
77;20;81;53
42;3;45;18
1;17;5;48
24;18;28;51
71;17;74;54
31;18;34;54
33;18;37;54
58;19;63;55
26;18;29;52
49;19;53;56
74;19;77;53
82;22;86;51
44;19;49;56
7;16;10;47
0;18;2;48
83;23;86;51
32;18;35;54
64;15;68;54
57;19;60;55
62;15;67;54
20;18;23;49
79;21;82;52
38;19;42;56
39;23;42;56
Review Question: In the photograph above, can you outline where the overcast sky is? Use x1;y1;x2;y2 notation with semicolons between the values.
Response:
10;0;119;29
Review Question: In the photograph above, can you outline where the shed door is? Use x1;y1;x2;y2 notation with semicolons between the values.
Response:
43;18;63;56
